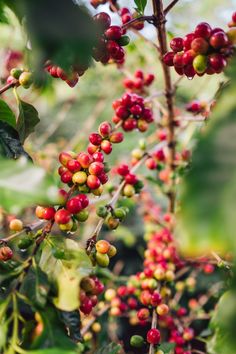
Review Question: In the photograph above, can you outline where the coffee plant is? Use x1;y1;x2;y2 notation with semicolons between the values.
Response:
0;0;235;353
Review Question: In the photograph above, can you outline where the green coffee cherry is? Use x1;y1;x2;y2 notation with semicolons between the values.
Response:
10;68;23;79
117;35;130;46
18;237;33;250
19;71;33;89
193;55;207;74
130;335;144;348
96;252;110;267
107;245;117;258
107;216;119;230
76;210;89;222
52;247;65;259
113;207;126;221
96;205;108;218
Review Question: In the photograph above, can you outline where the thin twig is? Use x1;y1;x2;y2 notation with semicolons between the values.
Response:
164;0;180;14
0;80;17;95
122;16;155;29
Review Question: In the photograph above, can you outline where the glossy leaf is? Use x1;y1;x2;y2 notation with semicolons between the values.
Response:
0;99;16;128
159;342;176;354
134;0;147;14
15;95;40;143
0;157;58;213
60;310;82;342
94;342;122;354
0;121;29;159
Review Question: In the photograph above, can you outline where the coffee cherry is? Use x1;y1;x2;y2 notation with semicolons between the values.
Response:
9;218;23;231
194;22;212;39
72;171;87;185
113;208;126;220
117;164;129;176
77;152;92;168
147;328;161;345
193;54;207;74
35;206;45;219
125;173;138;185
157;304;169;316
66;198;82;214
210;31;229;48
76;210;89;222
96;252;110;267
208;53;226;72
109;132;124;143
19;71;33;88
146;157;157;170
93;152;104;162
61;170;73;184
43;207;56;220
87;175;101;190
107;216;119;229
163;52;175;66
0;246;13;261
80;297;93;315
107;245;117;258
54;209;71;224
101;140;112;154
130;335;144;348
137;308;150;321
59;152;72;167
75;194;89;208
18;237;33;250
123;184;135;197
89;162;104;176
170;37;183;52
183;33;196;50
98;121;112;137
96;205;108;218
191;37;209;54
151;291;162;306
96;240;110;254
105;26;122;40
59;219;74;231
10;68;23;79
93;12;111;29
117;35;130;46
67;159;81;173
182;50;196;65
89;133;102;146
81;276;96;293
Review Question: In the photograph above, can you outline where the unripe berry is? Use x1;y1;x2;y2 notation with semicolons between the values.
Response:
96;205;108;218
87;143;98;155
130;335;144;348
92;322;101;333
96;240;110;254
10;68;23;79
59;152;72;167
123;184;135;197
76;210;89;222
107;216;119;230
19;71;33;88
96;252;110;267
54;209;71;224
59;219;73;231
109;132;124;143
156;304;169;316
9;218;23;231
147;328;161;344
192;54;207;74
72;171;87;185
35;206;45;219
113;207;126;220
107;245;117;258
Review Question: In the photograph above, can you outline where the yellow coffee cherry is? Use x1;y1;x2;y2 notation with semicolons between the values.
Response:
92;322;101;333
9;219;23;232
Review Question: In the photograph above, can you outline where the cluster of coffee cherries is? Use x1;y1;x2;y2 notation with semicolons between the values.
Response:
112;92;154;132
44;62;87;87
96;204;129;230
92;12;129;66
35;192;89;232
186;100;207;115
90;0;117;10
163;19;235;78
120;7;144;31
123;69;155;93
80;275;105;315
88;121;124;156
116;163;144;197
7;67;33;89
90;239;117;268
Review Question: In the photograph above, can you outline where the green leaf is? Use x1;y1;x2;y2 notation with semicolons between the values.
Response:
134;0;147;14
178;58;236;256
0;157;58;213
15;93;40;143
94;342;122;354
207;291;236;354
0;121;30;159
158;342;175;354
31;306;78;350
20;264;50;308
60;310;82;342
39;239;93;311
0;99;16;128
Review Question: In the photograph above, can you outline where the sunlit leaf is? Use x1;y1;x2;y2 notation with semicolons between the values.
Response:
0;99;16;128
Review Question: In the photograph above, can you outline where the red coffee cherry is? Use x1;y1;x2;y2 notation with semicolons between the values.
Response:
59;152;72;167
146;328;161;344
61;170;73;184
93;151;104;162
43;207;56;220
209;31;229;49
93;12;111;29
170;37;183;52
137;308;150;321
75;194;89;209
105;26;122;40
98;121;112;137
67;159;81;173
88;162;104;176
77;152;92;168
66;198;82;214
0;246;13;261
191;37;209;54
109;132;124;143
194;22;212;39
89;133;103;146
87;175;101;190
101;140;112;154
55;209;71;224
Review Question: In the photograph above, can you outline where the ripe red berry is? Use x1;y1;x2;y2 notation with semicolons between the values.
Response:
146;157;157;170
125;173;138;185
194;22;212;39
137;308;150;321
101;140;112;154
182;50;196;65
105;26;122;40
116;106;129;119
80;297;93;315
146;328;161;344
59;152;72;167
208;53;226;72
98;121;112;137
75;194;89;209
67;159;81;173
173;52;184;68
145;73;155;86
183;33;196;50
93;12;111;29
117;164;129;176
89;133;102;146
122;117;137;131
191;37;209;54
170;37;183;52
61;170;73;184
93;151;104;162
150;291;162;306
0;246;13;261
77;152;92;168
232;12;236;23
66;198;82;214
87;143;98;155
88;162;104;176
130;104;143;116
163;51;175;66
43;207;56;220
209;31;229;49
55;209;71;224
87;175;101;190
